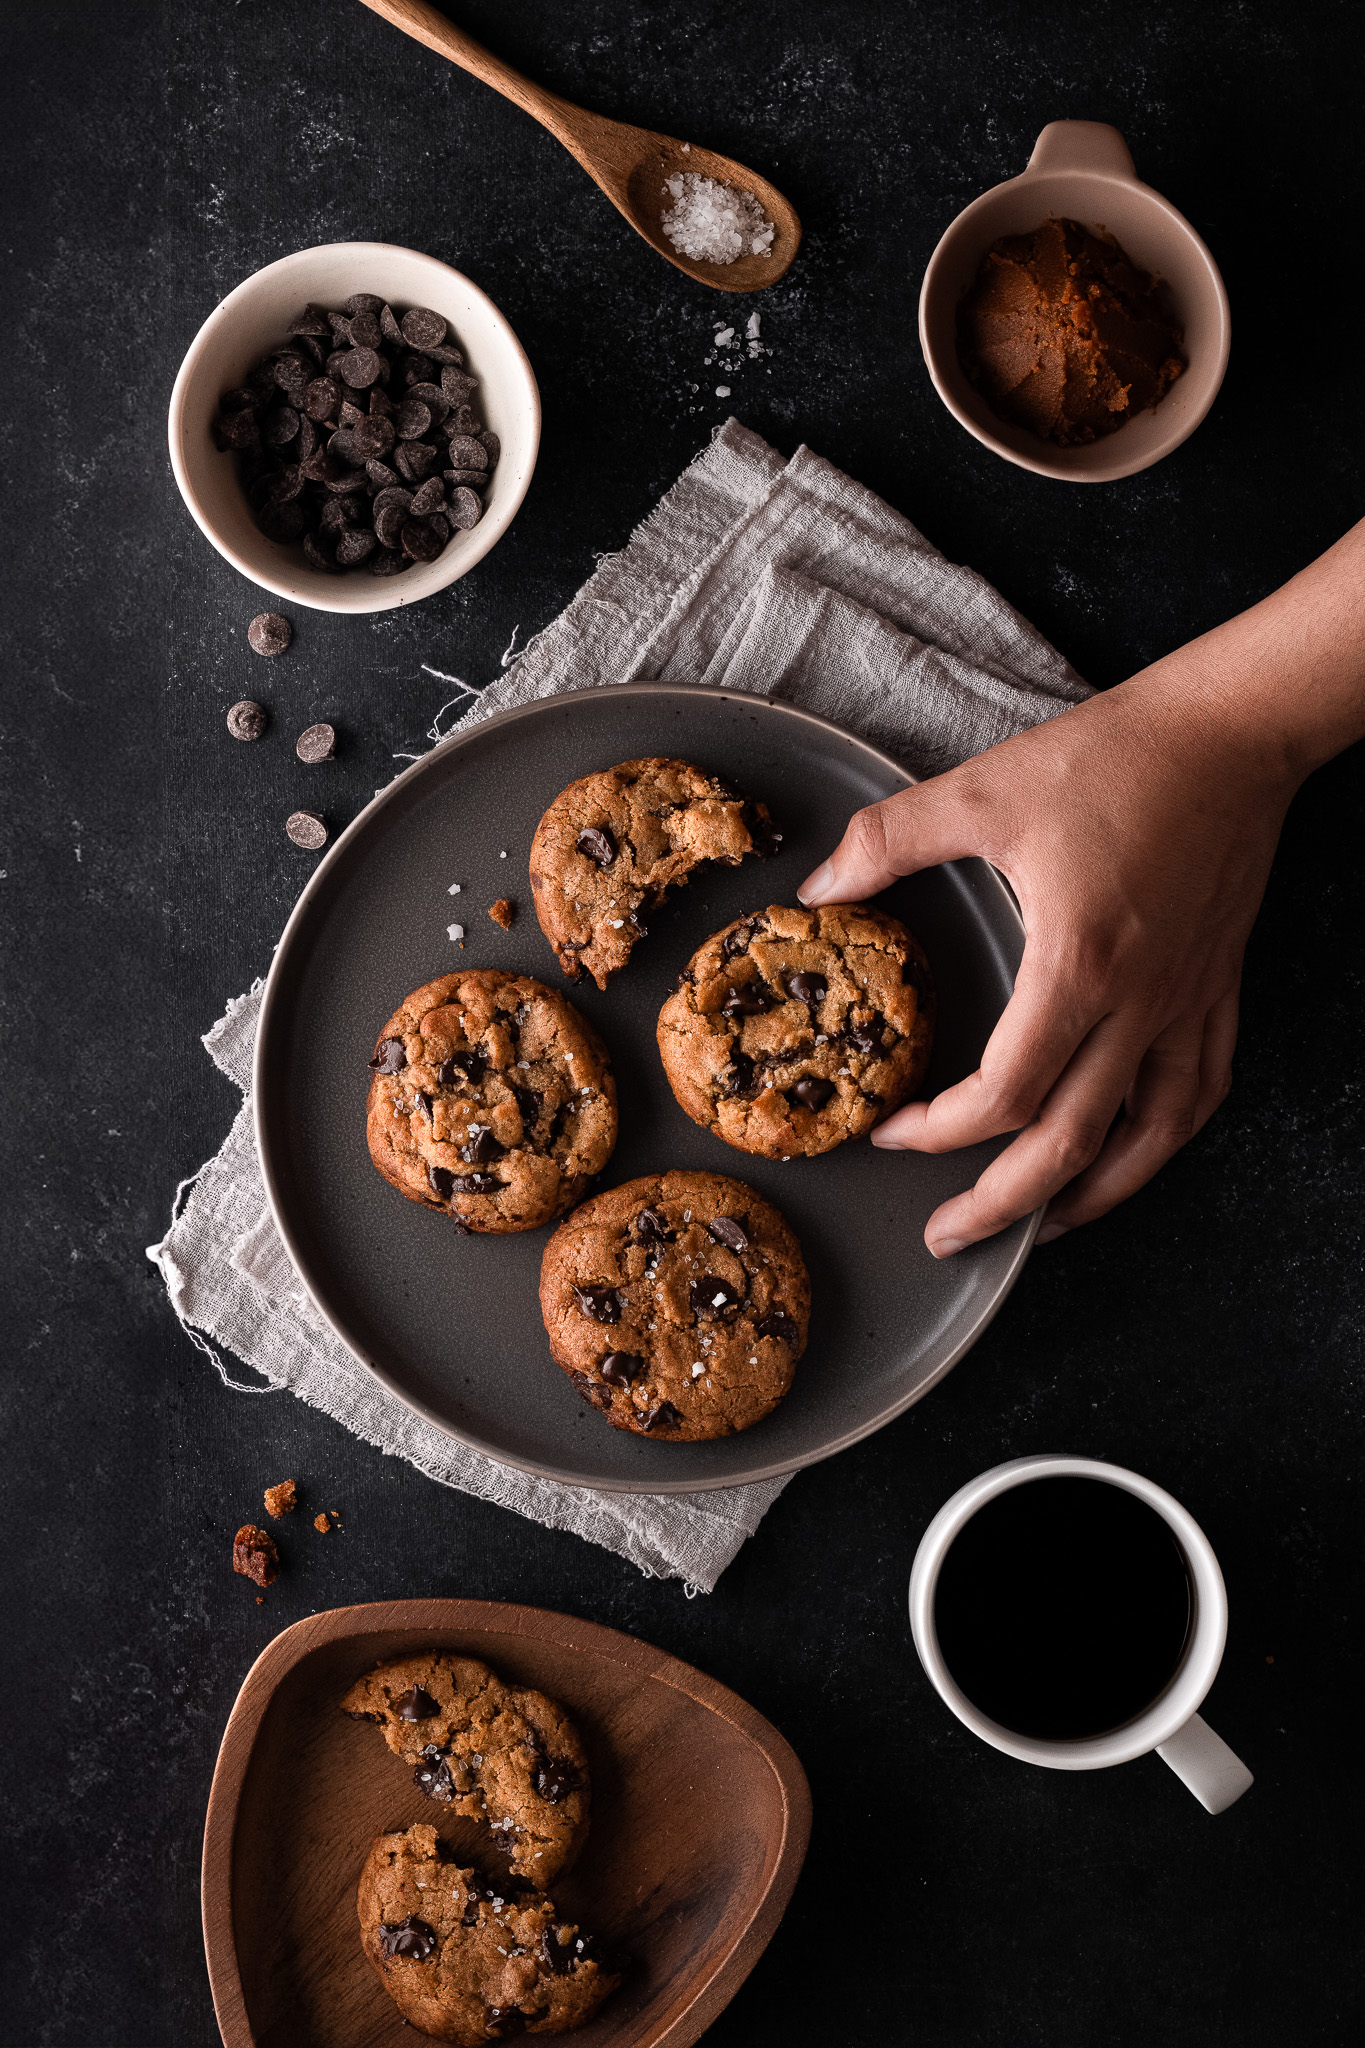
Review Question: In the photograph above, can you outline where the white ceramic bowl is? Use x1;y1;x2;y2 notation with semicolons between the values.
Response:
168;242;540;613
919;122;1230;484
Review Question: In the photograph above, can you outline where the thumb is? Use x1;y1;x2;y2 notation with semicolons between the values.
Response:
798;775;981;905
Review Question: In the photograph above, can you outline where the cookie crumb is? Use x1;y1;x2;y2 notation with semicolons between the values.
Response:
264;1478;298;1519
313;1511;332;1534
233;1523;279;1587
488;898;514;929
256;1595;264;1606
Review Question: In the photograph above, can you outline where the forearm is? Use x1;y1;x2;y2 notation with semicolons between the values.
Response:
1115;516;1365;784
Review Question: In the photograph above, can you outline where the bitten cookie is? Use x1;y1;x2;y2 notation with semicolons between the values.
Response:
539;1171;810;1441
657;904;934;1160
358;1824;619;2043
341;1652;590;1884
366;971;617;1234
528;757;780;989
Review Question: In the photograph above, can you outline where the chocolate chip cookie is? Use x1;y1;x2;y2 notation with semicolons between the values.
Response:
657;904;934;1160
539;1171;810;1441
528;757;780;989
366;971;618;1233
341;1652;590;1884
358;1823;619;2043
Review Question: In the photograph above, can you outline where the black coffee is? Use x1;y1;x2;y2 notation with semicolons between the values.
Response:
933;1477;1192;1740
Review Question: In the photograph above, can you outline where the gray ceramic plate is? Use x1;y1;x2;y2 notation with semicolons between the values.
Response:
254;684;1035;1493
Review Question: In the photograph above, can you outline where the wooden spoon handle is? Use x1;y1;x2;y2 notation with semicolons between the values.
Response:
356;0;611;165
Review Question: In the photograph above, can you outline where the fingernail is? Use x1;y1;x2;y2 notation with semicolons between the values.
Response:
869;1127;905;1149
928;1235;969;1260
797;860;834;906
1035;1223;1070;1245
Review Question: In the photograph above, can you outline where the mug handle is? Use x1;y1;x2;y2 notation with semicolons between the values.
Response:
1156;1713;1254;1813
1024;119;1137;181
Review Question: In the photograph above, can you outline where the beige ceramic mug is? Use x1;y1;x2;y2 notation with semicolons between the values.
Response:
909;1454;1254;1812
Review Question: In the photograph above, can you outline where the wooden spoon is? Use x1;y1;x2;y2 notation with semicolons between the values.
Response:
358;0;801;293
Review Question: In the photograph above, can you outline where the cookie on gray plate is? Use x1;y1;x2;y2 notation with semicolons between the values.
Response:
528;756;780;989
656;904;933;1160
358;1823;619;2043
539;1170;811;1441
366;970;617;1234
342;1651;590;1885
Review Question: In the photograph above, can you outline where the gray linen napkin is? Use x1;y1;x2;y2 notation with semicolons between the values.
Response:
148;420;1089;1592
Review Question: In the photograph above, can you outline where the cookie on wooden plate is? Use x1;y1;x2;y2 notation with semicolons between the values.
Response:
539;1170;810;1441
528;756;780;989
657;904;933;1160
366;970;617;1233
342;1652;590;1884
358;1823;619;2043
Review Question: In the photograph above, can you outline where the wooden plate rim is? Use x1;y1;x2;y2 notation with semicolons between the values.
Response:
201;1597;814;2048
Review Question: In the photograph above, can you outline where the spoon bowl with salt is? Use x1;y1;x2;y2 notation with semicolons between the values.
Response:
359;0;801;292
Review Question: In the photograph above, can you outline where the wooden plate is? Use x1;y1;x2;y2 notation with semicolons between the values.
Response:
202;1599;812;2048
253;683;1034;1493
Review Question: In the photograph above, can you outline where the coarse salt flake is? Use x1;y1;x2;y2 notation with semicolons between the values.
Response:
661;171;776;264
448;882;462;894
716;385;731;397
447;923;464;941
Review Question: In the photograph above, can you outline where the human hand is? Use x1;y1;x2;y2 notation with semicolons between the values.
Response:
798;675;1301;1255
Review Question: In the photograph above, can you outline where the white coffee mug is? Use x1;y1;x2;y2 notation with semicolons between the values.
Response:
909;1454;1253;1813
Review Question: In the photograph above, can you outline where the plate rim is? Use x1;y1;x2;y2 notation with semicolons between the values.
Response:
200;1596;813;2048
252;681;1038;1494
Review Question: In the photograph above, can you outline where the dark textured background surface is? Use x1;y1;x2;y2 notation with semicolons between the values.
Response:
2;2;1362;2043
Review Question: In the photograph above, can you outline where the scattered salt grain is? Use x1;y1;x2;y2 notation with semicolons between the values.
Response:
661;171;776;263
448;923;464;941
747;312;761;340
692;1362;705;1375
715;385;731;398
448;882;462;894
714;326;735;346
499;849;507;858
608;918;625;928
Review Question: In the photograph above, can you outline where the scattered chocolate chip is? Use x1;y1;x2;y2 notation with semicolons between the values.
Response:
413;1753;455;1800
295;721;336;763
571;1369;613;1411
446;432;488;469
722;982;773;1017
599;1352;643;1387
396;1685;440;1721
708;1216;749;1251
450;1172;498;1194
535;1755;582;1804
484;2011;527;2039
844;1021;885;1055
789;1075;835;1111
226;699;267;742
415;1090;434;1124
460;1123;504;1164
573;1285;622;1324
787;971;827;1005
758;1310;800;1348
643;1402;683;1433
232;1523;279;1587
439;1050;484;1086
408;474;445;517
247;611;292;656
635;1207;673;1244
427;1164;455;1200
379;1916;438;1960
690;1276;743;1317
721;918;762;959
335;526;377;567
541;1925;577;1975
576;825;616;867
370;1037;407;1073
285;809;327;850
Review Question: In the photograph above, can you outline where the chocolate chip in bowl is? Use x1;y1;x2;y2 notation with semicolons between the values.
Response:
169;242;539;613
918;120;1229;482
